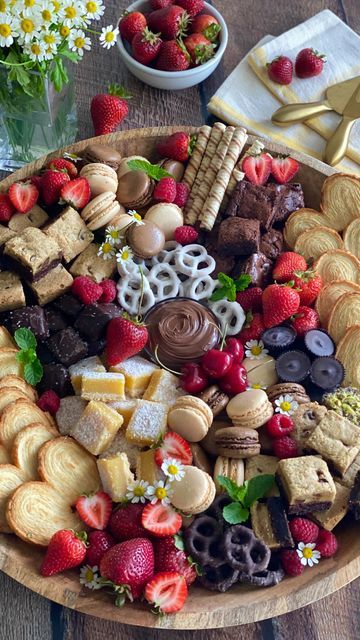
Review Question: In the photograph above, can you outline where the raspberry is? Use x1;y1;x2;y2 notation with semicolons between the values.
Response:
86;530;116;566
173;182;190;207
273;435;299;459
37;390;60;415
280;549;304;576
289;518;319;543
71;276;102;305
0;194;15;222
99;279;116;303
153;177;177;203
174;225;199;245
315;529;338;557
236;287;263;312
266;414;294;438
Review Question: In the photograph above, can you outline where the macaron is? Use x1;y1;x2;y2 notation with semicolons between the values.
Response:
275;350;311;383
215;426;260;459
126;219;165;259
199;385;229;417
118;156;149;180
159;158;185;182
243;355;278;389
214;456;244;493
226;389;274;429
190;443;213;476
106;210;131;231
82;144;122;170
80;163;118;197
170;465;216;515
117;170;154;209
266;383;310;406
167;395;213;443
201;420;230;456
81;192;121;231
145;203;183;241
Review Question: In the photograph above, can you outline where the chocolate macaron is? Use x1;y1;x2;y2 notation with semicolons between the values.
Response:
126;219;165;259
117;170;154;209
200;385;229;417
82;143;122;170
159;158;185;182
215;426;260;459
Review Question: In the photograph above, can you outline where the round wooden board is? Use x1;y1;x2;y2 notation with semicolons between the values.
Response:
2;126;356;630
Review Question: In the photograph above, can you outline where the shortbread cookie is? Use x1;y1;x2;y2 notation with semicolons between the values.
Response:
8;205;49;232
314;250;360;285
340;451;360;488
292;402;328;452
294;227;343;261
4;227;61;281
0;464;27;533
12;423;58;480
315;280;360;328
305;411;360;476
70;400;123;455
0;271;26;312
284;208;328;249
336;326;360;388
321;173;360;231
70;243;117;283
44;206;93;262
276;456;335;514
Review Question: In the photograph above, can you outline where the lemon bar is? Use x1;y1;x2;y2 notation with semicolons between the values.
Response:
69;356;106;394
100;429;139;469
136;449;163;485
110;355;159;398
142;370;184;405
126;399;168;446
70;400;123;455
97;452;134;502
81;371;125;402
109;399;138;427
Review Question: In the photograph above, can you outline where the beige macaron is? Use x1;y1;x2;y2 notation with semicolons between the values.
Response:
170;465;216;515
226;389;274;429
117;155;149;180
214;456;244;493
243;355;278;389
80;163;118;197
81;192;121;231
167;395;213;442
145;203;183;241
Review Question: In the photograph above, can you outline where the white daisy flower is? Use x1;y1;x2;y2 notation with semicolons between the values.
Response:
147;480;173;506
296;542;321;567
68;27;91;56
97;241;116;260
24;38;46;61
105;225;123;246
38;0;56;25
161;458;185;482
42;43;56;58
126;479;150;504
99;24;119;50
17;14;41;43
39;28;60;47
83;0;104;21
116;245;134;264
245;339;269;360
79;565;102;590
0;12;18;47
59;23;73;38
60;1;85;27
275;394;299;416
246;382;267;391
51;0;61;13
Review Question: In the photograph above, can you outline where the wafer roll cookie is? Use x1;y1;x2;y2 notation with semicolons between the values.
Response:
182;125;211;191
201;127;248;231
220;162;245;212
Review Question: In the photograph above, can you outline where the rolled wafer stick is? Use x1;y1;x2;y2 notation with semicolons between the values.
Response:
220;162;246;213
200;127;248;231
182;125;211;191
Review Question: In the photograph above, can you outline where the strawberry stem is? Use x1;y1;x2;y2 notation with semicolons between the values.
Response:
108;83;132;100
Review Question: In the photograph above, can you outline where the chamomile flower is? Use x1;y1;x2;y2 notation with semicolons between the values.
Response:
39;28;60;48
17;14;41;43
83;0;104;21
51;0;60;12
116;245;134;264
68;27;90;56
296;542;321;567
38;0;56;25
105;225;123;245
147;480;173;506
43;43;56;58
24;38;46;61
99;24;119;49
245;339;269;360
161;458;185;482
127;209;144;226
246;382;267;391
59;23;72;37
97;241;116;260
19;0;40;15
275;394;299;416
0;12;18;47
126;479;150;504
79;565;102;590
60;1;85;27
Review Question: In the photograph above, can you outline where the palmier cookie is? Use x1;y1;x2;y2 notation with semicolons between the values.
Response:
81;192;121;231
314;250;360;285
284;208;328;249
315;280;360;329
170;465;216;515
215;427;260;459
321;173;360;231
344;219;360;260
294;227;343;261
336;326;360;388
167;395;213;442
226;389;273;429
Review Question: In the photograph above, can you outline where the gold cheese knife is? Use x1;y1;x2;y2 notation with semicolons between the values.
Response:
324;82;360;166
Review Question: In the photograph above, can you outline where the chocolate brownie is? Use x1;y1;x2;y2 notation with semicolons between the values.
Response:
225;181;276;231
202;230;235;276
218;217;260;255
4;227;62;281
234;252;273;288
52;293;84;319
74;303;121;342
37;363;72;397
46;327;88;367
44;308;67;335
260;228;284;260
268;183;305;224
8;305;49;340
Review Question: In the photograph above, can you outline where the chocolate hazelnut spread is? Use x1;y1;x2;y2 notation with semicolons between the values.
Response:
145;298;219;371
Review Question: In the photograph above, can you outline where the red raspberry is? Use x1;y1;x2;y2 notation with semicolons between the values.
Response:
37;390;60;415
289;518;319;544
99;279;117;303
266;414;294;438
174;225;199;245
236;287;263;312
273;436;299;459
174;182;190;207
71;276;103;305
0;194;15;222
315;529;338;558
280;549;304;576
153;177;177;203
86;530;116;566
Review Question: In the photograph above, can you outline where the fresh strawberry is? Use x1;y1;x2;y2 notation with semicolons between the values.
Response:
106;315;148;366
295;47;326;79
174;224;198;244
119;11;147;42
153;176;177;202
174;182;190;207
98;279;117;303
144;571;188;613
315;529;338;557
8;181;39;213
157;131;193;161
291;306;320;336
86;530;116;566
271;155;299;183
29;175;43;191
154;536;197;586
280;549;304;576
156;39;191;71
75;491;112;530
60;177;91;209
267;55;293;85
236;287;263;312
154;431;193;467
273;435;299;459
262;283;300;328
242;153;272;185
184;33;215;65
132;27;162;65
148;5;189;40
289;518;319;544
177;0;204;16
100;538;154;602
40;529;87;576
272;252;307;283
237;312;265;344
72;275;102;305
46;158;78;179
109;503;149;541
142;503;182;537
41;169;70;206
0;193;15;222
292;270;323;306
91;84;131;137
190;14;221;41
150;0;174;8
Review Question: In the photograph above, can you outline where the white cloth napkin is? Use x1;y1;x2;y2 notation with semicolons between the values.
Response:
208;10;360;174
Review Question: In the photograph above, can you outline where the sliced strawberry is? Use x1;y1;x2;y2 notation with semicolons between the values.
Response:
271;155;299;184
0;193;15;222
75;491;112;530
242;153;272;185
8;181;39;214
154;431;193;467
46;158;78;179
144;571;188;613
60;177;91;209
141;503;182;537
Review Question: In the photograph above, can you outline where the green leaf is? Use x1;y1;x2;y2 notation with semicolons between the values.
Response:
227;282;237;302
60;47;80;63
14;328;37;351
234;274;252;292
174;534;185;551
217;272;233;286
216;475;241;501
222;502;249;525
203;23;221;42
127;159;172;181
243;474;275;508
235;480;248;504
210;286;228;302
24;359;43;386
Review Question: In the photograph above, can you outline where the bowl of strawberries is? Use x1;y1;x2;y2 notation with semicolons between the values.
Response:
117;0;228;90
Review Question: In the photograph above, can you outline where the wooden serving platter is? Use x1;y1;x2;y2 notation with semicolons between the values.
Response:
2;126;358;630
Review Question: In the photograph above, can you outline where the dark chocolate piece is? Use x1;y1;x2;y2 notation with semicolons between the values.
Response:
37;342;56;365
259;228;284;260
218;217;260;255
37;363;72;397
225;181;276;231
276;350;311;383
349;471;360;521
46;327;88;367
52;293;84;319
267;183;305;224
304;329;335;358
8;305;49;340
74;303;121;341
261;326;296;355
235;252;273;288
267;496;294;547
44;308;68;335
86;338;107;357
310;356;345;391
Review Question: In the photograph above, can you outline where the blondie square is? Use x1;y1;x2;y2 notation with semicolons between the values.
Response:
28;265;73;305
44;206;93;263
4;227;62;281
0;271;25;312
0;225;16;247
305;410;360;476
8;205;49;232
245;454;279;497
311;481;350;530
70;243;117;283
276;455;336;514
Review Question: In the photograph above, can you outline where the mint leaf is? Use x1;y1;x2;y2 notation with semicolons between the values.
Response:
235;481;248;504
227;283;237;302
217;272;233;287
210;287;227;302
223;502;249;525
243;474;275;508
14;328;37;351
234;274;252;292
216;475;241;501
127;159;171;181
24;359;43;385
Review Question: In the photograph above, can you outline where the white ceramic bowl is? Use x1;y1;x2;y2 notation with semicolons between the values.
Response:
117;0;228;90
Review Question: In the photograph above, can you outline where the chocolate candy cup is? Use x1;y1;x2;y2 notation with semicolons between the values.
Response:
304;329;335;358
275;350;311;383
198;562;240;592
261;325;296;355
223;525;271;574
184;515;224;567
310;356;345;391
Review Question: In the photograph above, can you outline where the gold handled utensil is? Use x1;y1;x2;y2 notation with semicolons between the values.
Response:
324;83;360;166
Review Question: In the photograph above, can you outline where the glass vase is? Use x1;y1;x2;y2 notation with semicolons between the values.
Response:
0;65;77;172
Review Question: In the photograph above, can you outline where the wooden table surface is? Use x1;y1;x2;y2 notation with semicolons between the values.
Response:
1;0;360;638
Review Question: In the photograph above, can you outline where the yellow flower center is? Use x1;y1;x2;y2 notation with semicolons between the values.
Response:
21;19;35;33
31;43;41;54
0;1;6;11
85;568;94;582
280;401;292;412
24;0;36;6
60;25;70;36
109;230;119;239
155;487;167;500
44;33;56;43
105;31;115;43
42;9;52;20
133;486;145;497
0;23;11;37
250;345;262;356
74;36;85;47
133;212;142;222
121;250;129;260
302;547;313;559
65;6;77;18
167;464;178;476
102;242;112;254
86;1;97;12
252;383;262;389
52;0;60;11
